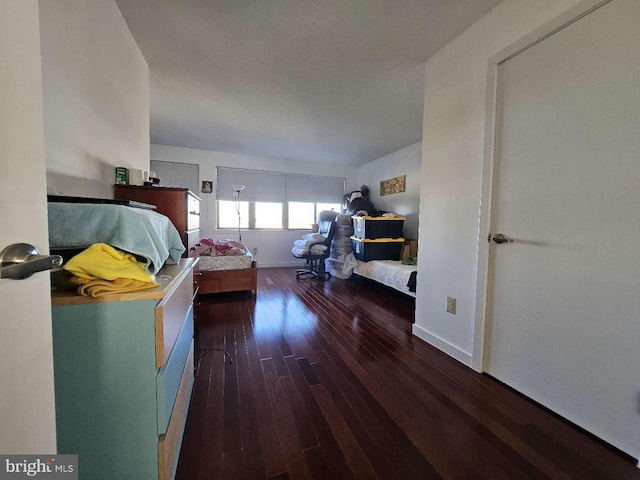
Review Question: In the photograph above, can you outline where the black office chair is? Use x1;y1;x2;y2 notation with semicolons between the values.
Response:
294;212;337;280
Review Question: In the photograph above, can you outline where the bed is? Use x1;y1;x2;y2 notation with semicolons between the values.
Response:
189;239;257;295
353;259;416;298
47;201;185;274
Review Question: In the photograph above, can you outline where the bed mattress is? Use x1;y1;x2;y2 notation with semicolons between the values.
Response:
48;202;185;275
198;254;254;272
353;259;416;297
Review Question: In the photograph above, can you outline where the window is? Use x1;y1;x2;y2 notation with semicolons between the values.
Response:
255;202;283;229
288;202;342;229
216;167;345;230
316;202;342;215
218;200;248;229
288;202;315;229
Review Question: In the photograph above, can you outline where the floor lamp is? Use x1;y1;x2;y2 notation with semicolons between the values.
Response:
232;184;245;242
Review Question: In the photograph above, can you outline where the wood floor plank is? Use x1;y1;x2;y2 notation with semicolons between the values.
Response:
284;356;346;468
282;374;319;450
311;361;400;480
312;306;544;478
294;299;519;479
314;349;440;480
222;449;244;480
310;384;378;480
223;315;242;454
304;445;354;480
236;305;267;479
268;377;313;480
296;358;320;386
194;313;226;480
295;285;555;478
175;268;640;480
242;312;288;478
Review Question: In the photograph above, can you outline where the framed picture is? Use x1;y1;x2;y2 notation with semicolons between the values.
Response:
201;180;213;194
380;175;406;196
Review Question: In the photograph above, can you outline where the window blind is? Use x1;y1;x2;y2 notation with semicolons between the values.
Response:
150;160;199;195
286;174;345;203
217;167;344;204
216;168;286;202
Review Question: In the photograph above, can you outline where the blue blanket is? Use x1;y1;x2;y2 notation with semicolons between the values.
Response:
48;203;185;275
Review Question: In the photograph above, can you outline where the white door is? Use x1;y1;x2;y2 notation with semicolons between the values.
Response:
0;1;57;453
485;0;640;456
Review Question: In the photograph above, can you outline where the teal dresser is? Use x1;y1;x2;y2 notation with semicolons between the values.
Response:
51;258;196;480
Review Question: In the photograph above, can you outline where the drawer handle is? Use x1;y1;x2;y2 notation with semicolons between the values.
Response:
189;211;200;216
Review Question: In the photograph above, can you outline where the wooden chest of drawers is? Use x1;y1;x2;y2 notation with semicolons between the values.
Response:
51;258;196;480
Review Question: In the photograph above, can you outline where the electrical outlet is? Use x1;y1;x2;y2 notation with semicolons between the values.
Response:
446;297;457;315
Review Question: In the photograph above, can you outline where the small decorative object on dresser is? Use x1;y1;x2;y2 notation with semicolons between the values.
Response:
115;166;128;185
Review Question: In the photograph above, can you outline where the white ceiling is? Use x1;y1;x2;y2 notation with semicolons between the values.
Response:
115;0;501;166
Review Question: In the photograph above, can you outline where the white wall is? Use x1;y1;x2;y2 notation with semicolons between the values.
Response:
357;142;421;239
414;0;581;365
40;0;149;199
151;144;359;267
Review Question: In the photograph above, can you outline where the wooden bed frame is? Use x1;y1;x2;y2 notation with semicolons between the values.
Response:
194;259;257;295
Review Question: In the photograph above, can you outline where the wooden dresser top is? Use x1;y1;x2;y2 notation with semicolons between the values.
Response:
51;258;196;307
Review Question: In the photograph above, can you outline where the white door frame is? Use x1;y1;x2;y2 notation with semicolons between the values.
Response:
471;0;612;373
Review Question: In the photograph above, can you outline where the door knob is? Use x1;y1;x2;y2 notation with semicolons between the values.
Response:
492;233;513;244
0;243;63;280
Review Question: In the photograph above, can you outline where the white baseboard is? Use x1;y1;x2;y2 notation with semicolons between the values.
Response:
411;324;473;367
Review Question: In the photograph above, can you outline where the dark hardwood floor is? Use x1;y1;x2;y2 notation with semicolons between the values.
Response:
177;267;639;479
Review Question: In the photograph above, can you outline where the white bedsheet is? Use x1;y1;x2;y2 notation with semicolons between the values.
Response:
198;254;254;272
353;259;416;297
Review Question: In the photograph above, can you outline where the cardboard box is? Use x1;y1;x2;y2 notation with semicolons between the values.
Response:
408;239;418;258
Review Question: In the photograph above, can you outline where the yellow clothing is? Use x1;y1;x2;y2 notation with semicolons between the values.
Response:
64;243;154;283
70;276;158;297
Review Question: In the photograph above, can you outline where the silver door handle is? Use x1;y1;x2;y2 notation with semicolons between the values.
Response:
492;233;513;244
0;243;63;280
